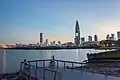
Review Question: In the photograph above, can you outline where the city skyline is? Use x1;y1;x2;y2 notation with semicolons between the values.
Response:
0;0;120;44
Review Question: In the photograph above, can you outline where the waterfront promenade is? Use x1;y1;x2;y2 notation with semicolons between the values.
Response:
19;59;120;80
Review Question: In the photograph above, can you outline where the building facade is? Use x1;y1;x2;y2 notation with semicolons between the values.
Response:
53;41;55;45
106;34;110;40
106;34;115;40
117;31;120;40
88;36;92;41
94;35;98;41
74;20;80;46
40;33;43;44
45;39;48;46
81;37;85;43
111;34;115;40
58;41;61;45
81;41;100;47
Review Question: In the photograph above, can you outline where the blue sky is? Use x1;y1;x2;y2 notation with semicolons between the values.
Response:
0;0;120;44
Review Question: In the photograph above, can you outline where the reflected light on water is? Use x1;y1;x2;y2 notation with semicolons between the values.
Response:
75;49;79;62
3;49;6;73
45;50;51;59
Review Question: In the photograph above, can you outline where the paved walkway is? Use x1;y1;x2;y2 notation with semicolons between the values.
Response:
27;67;120;80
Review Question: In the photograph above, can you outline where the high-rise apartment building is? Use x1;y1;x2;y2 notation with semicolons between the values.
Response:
53;41;55;44
106;34;110;40
81;37;85;43
58;41;61;45
88;36;92;41
45;39;48;45
94;35;98;41
40;33;43;44
117;31;120;40
111;34;115;40
106;34;115;40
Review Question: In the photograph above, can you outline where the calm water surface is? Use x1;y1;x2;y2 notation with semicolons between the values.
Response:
0;49;109;73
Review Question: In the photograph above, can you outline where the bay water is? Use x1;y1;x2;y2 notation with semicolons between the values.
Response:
0;49;109;73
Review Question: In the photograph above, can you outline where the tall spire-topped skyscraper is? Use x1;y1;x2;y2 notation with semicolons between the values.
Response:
74;20;80;46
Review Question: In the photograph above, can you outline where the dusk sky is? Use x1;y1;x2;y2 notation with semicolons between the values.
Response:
0;0;120;44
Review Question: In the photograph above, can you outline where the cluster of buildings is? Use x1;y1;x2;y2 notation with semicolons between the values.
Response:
100;32;120;47
74;20;120;47
39;33;62;46
106;32;120;41
80;35;98;44
38;20;100;47
74;20;99;47
0;20;120;48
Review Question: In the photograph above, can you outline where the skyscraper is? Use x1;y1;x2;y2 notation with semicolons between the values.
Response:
88;36;92;41
106;34;110;40
117;31;120;40
111;34;115;40
94;35;98;41
81;37;85;43
74;20;80;46
45;39;48;45
106;34;115;40
40;33;43;44
53;41;55;45
58;41;61;45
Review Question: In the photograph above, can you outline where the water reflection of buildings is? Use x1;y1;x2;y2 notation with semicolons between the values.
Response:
3;49;6;73
75;49;79;62
43;50;55;59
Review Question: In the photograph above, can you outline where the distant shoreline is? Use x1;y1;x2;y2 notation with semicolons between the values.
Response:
1;46;118;50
